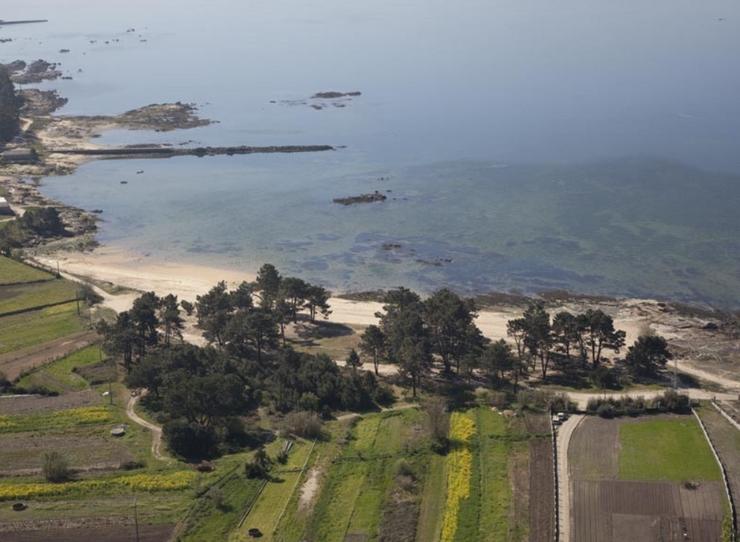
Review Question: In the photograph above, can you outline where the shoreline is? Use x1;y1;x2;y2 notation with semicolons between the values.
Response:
34;244;740;390
33;243;658;345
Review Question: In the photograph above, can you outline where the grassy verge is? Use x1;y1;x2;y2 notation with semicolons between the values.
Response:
417;452;447;542
618;416;721;481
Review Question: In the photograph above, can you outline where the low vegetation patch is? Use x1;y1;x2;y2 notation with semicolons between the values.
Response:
0;405;113;433
440;411;476;542
0;470;197;500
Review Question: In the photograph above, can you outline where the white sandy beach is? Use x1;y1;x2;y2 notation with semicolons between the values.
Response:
38;245;648;345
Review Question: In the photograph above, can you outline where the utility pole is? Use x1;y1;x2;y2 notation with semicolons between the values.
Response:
673;355;678;391
133;496;140;542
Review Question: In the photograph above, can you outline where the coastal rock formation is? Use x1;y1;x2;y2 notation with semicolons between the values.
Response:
19;89;68;116
6;59;62;84
117;103;214;131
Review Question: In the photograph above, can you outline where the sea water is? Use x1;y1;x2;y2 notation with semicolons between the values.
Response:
2;0;740;306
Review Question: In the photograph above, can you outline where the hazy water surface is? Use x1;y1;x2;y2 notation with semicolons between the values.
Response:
2;0;740;305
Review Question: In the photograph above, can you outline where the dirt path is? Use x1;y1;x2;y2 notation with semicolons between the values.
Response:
677;359;740;392
126;393;165;461
0;330;98;380
712;401;740;431
556;414;583;542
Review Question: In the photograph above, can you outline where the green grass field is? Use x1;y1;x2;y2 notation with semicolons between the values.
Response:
0;279;80;315
0;302;85;354
17;345;103;393
0;255;53;285
619;417;721;481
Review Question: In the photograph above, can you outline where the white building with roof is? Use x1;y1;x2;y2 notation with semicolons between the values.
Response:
0;196;13;215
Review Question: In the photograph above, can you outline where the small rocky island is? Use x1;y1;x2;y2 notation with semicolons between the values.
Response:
311;91;362;99
333;191;387;205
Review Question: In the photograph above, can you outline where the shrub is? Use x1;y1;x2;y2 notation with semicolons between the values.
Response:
207;486;228;510
276;449;289;465
596;403;616;419
42;451;70;483
423;397;450;454
245;447;271;479
0;371;10;392
590;366;619;389
119;460;145;471
654;390;691;413
78;284;103;306
282;411;323;439
373;384;396;407
163;419;218;460
395;459;416;479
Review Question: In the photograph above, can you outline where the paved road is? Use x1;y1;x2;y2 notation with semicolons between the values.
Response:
555;414;583;542
126;393;165;461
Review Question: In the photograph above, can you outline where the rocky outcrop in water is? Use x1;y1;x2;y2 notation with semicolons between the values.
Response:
333;191;387;205
311;91;362;99
6;59;62;84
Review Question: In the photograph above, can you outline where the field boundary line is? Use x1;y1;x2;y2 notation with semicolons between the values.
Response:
0;277;54;288
272;439;317;537
712;401;740;431
550;412;559;542
236;479;269;530
692;407;736;542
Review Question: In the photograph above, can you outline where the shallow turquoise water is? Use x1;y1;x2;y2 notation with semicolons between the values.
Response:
2;0;740;305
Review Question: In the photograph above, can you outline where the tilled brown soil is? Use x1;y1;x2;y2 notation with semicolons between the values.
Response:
0;524;174;542
567;416;619;480
570;416;727;542
527;437;554;542
0;389;100;415
524;412;554;542
572;479;724;542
